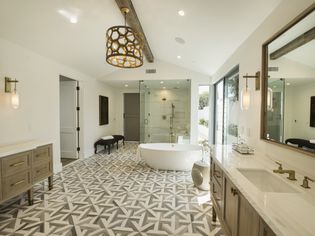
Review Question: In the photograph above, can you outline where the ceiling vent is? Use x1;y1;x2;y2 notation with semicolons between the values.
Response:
268;67;279;72
146;69;157;74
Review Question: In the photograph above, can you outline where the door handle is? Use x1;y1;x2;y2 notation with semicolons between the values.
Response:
10;161;24;167
231;187;238;196
11;179;25;187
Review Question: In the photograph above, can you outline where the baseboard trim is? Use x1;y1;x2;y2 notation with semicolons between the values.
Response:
53;161;63;174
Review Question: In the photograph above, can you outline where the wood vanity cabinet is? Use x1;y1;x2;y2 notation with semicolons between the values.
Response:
223;176;239;236
0;144;53;205
210;157;274;236
259;219;277;236
0;162;2;202
238;193;260;236
33;144;53;186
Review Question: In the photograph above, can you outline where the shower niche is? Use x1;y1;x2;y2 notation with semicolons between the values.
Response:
139;80;191;143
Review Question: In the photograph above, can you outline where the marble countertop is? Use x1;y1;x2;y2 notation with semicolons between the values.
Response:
211;145;315;236
0;140;52;158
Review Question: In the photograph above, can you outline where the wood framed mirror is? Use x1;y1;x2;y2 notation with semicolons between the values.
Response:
261;3;315;156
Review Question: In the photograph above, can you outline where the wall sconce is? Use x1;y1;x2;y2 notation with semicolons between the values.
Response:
240;72;260;111
5;77;19;109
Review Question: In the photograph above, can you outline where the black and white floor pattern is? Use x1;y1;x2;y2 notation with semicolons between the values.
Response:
0;143;224;236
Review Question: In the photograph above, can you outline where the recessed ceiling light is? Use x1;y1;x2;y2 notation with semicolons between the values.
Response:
70;17;78;24
58;9;79;24
163;87;166;89
125;84;129;87
286;82;291;86
160;81;164;84
178;10;185;16
177;55;181;59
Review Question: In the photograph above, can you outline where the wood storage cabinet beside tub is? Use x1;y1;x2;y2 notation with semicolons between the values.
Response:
0;144;53;205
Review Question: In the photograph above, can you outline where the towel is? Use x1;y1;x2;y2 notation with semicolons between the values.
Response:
101;135;114;140
310;140;315;144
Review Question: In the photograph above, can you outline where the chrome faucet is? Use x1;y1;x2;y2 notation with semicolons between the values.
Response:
273;161;297;181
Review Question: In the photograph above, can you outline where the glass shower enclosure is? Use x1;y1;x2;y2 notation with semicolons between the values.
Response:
139;80;191;143
266;78;285;142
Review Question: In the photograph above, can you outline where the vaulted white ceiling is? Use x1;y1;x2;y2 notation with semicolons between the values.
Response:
0;0;281;78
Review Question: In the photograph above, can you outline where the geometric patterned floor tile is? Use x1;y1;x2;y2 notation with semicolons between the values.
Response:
0;143;224;236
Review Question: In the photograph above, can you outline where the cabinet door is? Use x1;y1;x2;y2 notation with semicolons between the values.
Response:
259;219;276;236
0;161;2;202
238;194;259;236
224;177;239;236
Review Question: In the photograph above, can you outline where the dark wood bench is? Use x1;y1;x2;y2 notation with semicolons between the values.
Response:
112;135;125;149
94;138;115;154
285;138;315;151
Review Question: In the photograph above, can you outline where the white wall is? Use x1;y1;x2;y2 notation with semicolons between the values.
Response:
102;59;210;143
0;37;116;173
212;0;315;178
269;57;315;78
285;82;315;140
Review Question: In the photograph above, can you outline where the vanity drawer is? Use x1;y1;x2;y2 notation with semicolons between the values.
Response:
33;144;52;165
213;161;223;186
33;162;52;182
1;151;32;177
2;171;32;200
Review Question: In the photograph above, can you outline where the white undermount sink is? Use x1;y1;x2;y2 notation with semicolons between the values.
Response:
237;168;298;193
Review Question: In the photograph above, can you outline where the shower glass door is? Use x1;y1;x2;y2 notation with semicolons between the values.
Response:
139;80;191;143
266;78;285;142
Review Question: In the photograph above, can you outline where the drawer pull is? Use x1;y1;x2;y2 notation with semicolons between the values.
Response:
11;179;25;186
214;170;221;178
10;161;24;167
231;187;238;196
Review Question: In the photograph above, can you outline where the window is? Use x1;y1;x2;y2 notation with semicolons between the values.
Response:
214;66;239;144
198;85;210;141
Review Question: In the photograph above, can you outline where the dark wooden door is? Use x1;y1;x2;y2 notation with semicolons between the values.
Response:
124;93;140;141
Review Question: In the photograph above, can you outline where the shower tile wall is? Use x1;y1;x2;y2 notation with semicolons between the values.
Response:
144;87;191;143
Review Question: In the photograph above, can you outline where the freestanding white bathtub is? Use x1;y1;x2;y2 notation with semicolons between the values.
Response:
139;143;202;171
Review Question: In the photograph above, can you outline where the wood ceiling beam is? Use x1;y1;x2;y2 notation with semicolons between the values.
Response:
270;27;315;60
115;0;154;63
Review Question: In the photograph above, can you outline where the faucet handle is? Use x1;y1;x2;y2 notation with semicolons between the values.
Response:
301;176;314;189
275;161;283;171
